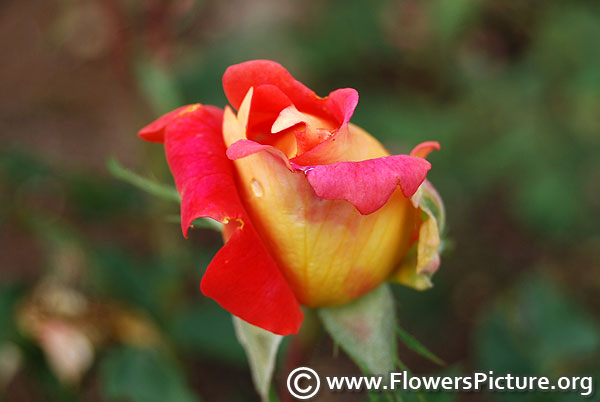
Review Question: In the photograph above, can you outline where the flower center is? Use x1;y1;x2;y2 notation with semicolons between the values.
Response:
265;105;337;158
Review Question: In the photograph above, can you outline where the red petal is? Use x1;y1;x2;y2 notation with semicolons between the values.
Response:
138;105;195;143
246;84;293;138
201;223;303;335
297;155;432;215
162;104;303;335
164;105;240;235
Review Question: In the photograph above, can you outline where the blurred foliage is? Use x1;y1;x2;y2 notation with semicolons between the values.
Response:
1;0;600;401
476;276;600;376
475;276;600;401
101;347;201;402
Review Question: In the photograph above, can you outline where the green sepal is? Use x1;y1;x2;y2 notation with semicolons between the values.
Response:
318;284;397;375
232;317;283;402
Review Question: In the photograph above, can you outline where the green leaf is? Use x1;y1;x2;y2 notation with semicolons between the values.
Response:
396;326;444;366
318;284;397;375
100;347;201;402
107;157;180;202
233;317;283;402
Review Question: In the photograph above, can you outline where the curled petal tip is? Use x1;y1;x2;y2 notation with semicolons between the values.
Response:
226;140;293;170
325;88;359;126
138;105;193;143
410;141;441;159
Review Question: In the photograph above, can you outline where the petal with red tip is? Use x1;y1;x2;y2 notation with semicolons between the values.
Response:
410;141;441;159
157;104;303;335
298;155;431;215
223;60;321;115
291;122;391;166
223;60;358;128
271;105;307;134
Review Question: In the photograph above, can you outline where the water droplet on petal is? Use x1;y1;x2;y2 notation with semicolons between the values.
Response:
250;179;264;198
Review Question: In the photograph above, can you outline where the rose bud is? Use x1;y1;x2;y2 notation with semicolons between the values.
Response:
138;60;444;335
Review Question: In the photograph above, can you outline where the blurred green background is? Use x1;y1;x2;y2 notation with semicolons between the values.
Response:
1;0;599;401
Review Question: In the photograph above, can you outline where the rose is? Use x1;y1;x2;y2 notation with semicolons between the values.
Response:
138;60;444;335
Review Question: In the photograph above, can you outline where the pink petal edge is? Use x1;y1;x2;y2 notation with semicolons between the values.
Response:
296;155;432;215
